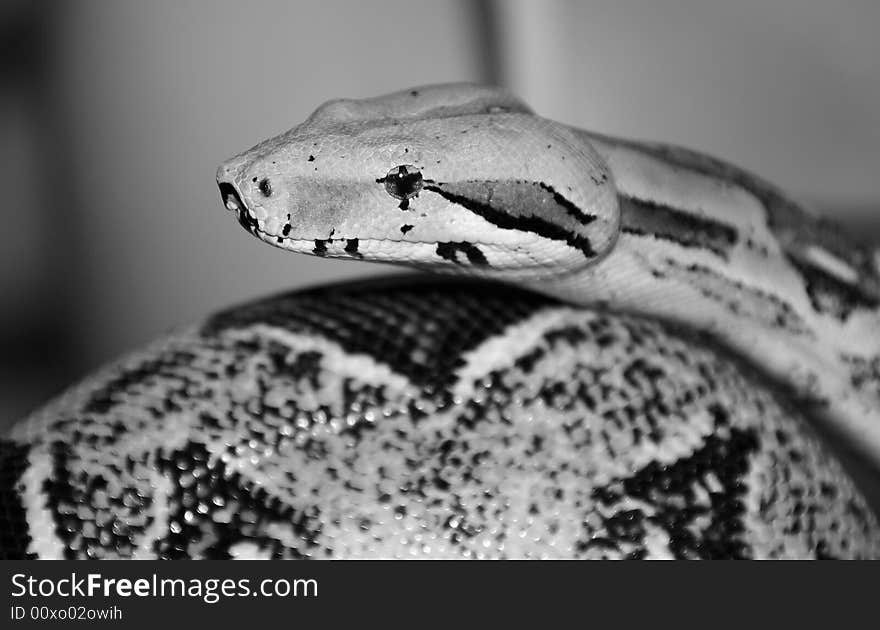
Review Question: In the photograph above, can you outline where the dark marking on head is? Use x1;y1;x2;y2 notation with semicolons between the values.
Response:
313;239;328;256
400;224;414;235
399;199;410;211
344;238;363;258
619;195;737;258
424;181;599;259
436;242;489;267
536;182;598;226
258;178;272;197
282;224;292;236
308;155;315;162
380;165;423;201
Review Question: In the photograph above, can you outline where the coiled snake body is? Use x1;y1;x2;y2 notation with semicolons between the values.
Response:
2;84;879;559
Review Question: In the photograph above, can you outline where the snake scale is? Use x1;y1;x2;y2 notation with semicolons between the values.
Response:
2;84;879;559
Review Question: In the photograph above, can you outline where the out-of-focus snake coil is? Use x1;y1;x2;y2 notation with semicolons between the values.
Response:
2;278;877;559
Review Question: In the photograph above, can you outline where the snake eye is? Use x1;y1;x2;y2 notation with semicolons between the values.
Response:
258;178;272;197
382;165;423;201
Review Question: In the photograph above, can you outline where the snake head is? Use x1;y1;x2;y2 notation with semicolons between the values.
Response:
217;84;619;280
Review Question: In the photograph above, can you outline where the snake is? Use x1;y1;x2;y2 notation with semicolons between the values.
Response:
2;83;879;559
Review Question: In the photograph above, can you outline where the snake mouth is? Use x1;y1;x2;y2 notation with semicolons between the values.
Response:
252;229;555;275
218;182;261;236
218;182;243;213
258;232;438;258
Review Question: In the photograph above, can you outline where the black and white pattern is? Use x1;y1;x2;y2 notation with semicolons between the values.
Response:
2;277;877;559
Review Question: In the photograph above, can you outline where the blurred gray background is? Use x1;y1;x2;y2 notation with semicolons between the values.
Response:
2;0;880;426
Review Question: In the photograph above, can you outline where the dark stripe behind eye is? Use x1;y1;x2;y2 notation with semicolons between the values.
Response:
425;183;598;259
436;241;489;266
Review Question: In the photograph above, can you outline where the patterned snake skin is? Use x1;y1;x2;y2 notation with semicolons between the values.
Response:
1;277;878;559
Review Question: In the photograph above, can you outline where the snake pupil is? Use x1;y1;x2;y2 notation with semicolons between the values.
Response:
258;178;272;197
384;165;423;201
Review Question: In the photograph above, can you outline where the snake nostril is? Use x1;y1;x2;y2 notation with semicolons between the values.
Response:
218;182;245;213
